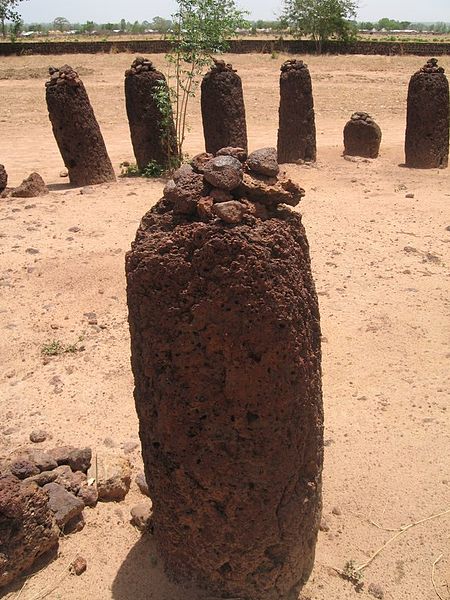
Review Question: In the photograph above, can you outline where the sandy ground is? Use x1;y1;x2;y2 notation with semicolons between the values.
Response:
0;53;449;600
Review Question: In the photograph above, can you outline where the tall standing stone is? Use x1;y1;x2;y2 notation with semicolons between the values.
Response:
343;112;382;159
45;65;115;187
405;58;449;169
201;60;248;154
126;149;323;600
0;164;7;193
277;60;317;164
125;57;178;171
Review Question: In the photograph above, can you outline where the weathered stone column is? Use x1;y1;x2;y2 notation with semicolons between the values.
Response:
125;57;178;171
201;60;248;154
343;112;382;158
0;164;7;193
126;147;323;600
45;65;115;186
405;58;449;169
277;60;317;164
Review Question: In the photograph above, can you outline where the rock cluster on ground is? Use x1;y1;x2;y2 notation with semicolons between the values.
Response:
343;112;382;159
125;57;177;170
126;148;322;599
277;59;317;164
0;445;134;590
159;146;304;224
46;65;116;186
201;59;248;154
405;58;449;169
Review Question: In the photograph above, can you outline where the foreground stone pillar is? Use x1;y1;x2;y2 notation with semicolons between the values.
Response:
201;60;248;154
405;58;449;169
45;65;115;186
125;57;178;171
343;112;382;158
0;164;7;193
277;60;316;164
126;147;323;600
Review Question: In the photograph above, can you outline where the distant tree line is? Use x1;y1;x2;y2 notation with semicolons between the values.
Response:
357;18;450;33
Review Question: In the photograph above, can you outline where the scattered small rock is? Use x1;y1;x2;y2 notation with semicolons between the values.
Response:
405;192;415;198
71;555;87;576
246;147;280;177
11;173;49;198
68;226;80;233
60;169;69;178
77;483;98;507
23;470;58;487
319;518;330;532
368;583;385;599
80;186;95;195
122;441;139;454
10;460;40;480
202;155;243;191
130;502;153;531
213;200;246;224
67;447;92;473
87;453;131;501
332;506;342;516
29;429;48;443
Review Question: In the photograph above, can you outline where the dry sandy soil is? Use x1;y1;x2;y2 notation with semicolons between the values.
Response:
0;53;449;600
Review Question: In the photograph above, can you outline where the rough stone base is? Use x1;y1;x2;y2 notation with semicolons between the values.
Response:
343;112;382;158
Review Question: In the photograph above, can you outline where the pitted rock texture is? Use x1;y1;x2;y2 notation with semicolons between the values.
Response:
11;172;48;198
405;58;449;169
0;475;59;589
46;65;116;186
126;153;323;599
201;60;248;154
0;164;7;192
277;60;317;164
125;57;178;171
343;112;382;159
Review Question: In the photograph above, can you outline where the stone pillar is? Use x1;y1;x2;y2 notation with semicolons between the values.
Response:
45;65;115;186
125;57;178;171
277;60;317;164
126;147;323;600
0;164;7;193
405;58;449;169
201;60;248;154
343;112;382;158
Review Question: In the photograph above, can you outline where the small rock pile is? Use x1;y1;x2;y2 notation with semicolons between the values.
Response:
343;112;382;159
1;172;48;199
0;445;132;589
45;64;81;88
159;146;304;224
419;57;445;74
0;164;7;193
124;56;157;76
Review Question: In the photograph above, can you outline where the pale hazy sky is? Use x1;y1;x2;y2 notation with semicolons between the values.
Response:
19;0;450;23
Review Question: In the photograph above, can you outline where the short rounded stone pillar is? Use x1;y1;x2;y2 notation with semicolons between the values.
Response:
0;164;7;193
343;112;382;158
277;59;317;164
405;58;449;169
45;65;115;186
126;148;323;600
125;57;178;171
201;59;248;154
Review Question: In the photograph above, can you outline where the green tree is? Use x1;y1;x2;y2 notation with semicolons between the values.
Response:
0;0;28;38
151;16;173;33
281;0;358;52
53;16;70;31
120;18;126;31
165;0;248;163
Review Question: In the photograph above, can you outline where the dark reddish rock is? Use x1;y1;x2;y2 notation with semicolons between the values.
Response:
77;483;98;507
48;445;76;465
46;65;115;186
202;155;243;190
169;172;211;216
10;460;40;480
126;200;323;599
54;465;87;494
11;173;48;198
9;449;57;474
197;196;215;221
66;447;92;473
210;188;233;203
43;482;84;528
216;146;247;162
65;512;85;534
343;112;382;159
0;164;7;192
125;57;177;171
277;60;317;164
173;163;194;182
405;58;449;169
23;470;58;487
212;200;246;223
247;147;280;177
191;152;214;174
87;453;131;502
201;60;248;154
71;555;87;576
0;475;59;589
